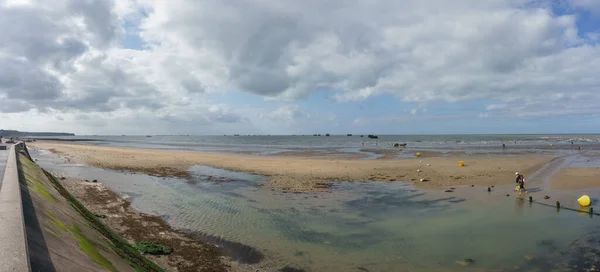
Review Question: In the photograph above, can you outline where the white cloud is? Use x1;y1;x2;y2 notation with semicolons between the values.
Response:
1;0;600;134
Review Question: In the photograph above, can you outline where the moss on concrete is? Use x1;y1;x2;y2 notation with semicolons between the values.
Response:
19;152;55;202
71;225;118;272
45;210;69;233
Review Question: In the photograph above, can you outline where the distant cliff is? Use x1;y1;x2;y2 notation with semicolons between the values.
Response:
0;129;75;137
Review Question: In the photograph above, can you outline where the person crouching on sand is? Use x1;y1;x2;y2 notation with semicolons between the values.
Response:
514;172;527;194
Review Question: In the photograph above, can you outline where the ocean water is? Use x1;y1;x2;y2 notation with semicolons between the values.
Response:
34;134;600;156
31;149;600;272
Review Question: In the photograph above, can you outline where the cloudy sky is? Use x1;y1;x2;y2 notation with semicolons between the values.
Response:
1;0;599;135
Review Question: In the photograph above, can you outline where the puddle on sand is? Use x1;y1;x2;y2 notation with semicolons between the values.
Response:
31;150;600;272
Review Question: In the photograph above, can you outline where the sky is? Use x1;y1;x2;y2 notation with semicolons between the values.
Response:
0;0;599;135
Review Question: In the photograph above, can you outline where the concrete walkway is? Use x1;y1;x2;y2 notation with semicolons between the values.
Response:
0;144;32;272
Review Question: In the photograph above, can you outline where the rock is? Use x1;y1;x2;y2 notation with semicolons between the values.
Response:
456;258;475;266
85;179;90;182
445;189;454;192
471;185;475;187
279;266;305;272
507;194;511;197
60;177;66;180
92;179;98;183
544;195;550;199
427;164;431;166
417;169;421;172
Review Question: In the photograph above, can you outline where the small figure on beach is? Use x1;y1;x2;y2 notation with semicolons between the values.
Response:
514;172;527;194
502;143;506;149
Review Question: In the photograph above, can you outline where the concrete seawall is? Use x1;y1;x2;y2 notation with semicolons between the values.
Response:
0;143;163;271
0;143;31;272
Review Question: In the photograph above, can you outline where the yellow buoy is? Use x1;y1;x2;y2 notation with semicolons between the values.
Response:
415;152;421;157
549;144;553;147
578;195;591;207
459;161;465;167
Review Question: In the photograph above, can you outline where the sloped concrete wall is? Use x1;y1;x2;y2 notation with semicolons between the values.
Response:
13;143;163;271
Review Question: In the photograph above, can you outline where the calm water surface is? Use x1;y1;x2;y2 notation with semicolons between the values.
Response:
31;149;600;271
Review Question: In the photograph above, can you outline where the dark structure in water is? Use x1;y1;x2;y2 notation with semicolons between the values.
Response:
368;135;378;139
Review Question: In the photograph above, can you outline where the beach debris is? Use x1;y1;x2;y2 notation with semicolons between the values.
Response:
455;258;475;266
491;185;495;188
419;178;428;182
445;189;454;193
544;195;550;200
471;185;475;187
417;169;421;172
415;152;421;157
458;161;465;167
506;194;510;197
419;160;423;163
578;195;592;206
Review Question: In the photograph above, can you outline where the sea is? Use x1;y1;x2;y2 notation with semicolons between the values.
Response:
33;134;600;155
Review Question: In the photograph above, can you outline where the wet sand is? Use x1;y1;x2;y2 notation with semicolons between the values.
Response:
551;167;600;189
31;141;555;192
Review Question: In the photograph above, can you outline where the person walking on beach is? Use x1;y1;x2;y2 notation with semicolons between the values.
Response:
515;172;527;194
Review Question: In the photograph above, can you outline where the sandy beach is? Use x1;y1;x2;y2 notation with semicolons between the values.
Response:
551;167;600;189
30;141;559;192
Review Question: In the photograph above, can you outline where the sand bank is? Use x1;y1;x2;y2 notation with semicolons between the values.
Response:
31;141;554;192
551;167;600;190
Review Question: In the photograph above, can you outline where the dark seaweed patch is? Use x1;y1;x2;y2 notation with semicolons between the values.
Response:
184;230;264;264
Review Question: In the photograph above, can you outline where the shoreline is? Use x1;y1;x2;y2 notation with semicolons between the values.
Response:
30;141;560;192
59;177;278;272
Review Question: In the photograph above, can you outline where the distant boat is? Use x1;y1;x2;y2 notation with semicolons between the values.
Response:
146;135;152;137
325;133;330;137
360;135;364;137
368;135;378;139
347;134;352;136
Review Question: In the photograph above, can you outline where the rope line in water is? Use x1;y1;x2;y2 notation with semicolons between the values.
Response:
525;197;599;217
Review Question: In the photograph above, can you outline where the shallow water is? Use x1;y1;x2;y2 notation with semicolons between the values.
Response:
31;149;600;271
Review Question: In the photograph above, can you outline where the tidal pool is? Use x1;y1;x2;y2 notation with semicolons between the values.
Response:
31;150;600;271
